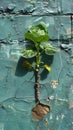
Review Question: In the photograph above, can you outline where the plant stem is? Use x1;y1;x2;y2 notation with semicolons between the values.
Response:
35;43;40;103
35;66;40;103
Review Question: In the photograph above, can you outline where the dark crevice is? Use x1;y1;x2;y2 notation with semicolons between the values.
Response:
0;9;34;15
0;38;72;45
0;9;73;16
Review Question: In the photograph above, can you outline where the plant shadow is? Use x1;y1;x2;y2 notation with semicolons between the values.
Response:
40;53;54;80
15;57;34;77
15;54;54;80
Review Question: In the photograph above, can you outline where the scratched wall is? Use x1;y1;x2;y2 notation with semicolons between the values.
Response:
0;0;73;130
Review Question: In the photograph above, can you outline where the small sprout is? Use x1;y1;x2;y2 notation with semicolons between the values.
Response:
20;22;58;120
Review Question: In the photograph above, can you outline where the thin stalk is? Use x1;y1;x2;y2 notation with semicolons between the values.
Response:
34;43;40;103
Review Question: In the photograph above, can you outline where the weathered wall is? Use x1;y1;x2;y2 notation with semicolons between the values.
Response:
0;0;73;130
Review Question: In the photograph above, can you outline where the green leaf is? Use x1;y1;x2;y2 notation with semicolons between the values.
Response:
45;49;57;55
40;43;58;55
25;22;49;43
20;48;37;58
44;64;51;72
22;61;32;69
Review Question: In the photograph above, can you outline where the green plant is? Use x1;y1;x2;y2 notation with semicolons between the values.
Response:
20;22;58;120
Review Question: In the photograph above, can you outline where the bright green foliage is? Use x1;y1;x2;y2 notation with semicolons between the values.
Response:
25;22;49;43
40;42;58;55
20;22;58;71
20;48;37;58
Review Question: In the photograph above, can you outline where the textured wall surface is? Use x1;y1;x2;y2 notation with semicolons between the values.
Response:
0;0;73;130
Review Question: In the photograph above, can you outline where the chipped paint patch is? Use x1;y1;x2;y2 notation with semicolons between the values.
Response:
32;103;50;121
51;80;59;89
44;118;49;126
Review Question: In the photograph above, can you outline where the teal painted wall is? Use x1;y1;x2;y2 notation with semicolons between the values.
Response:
0;0;73;130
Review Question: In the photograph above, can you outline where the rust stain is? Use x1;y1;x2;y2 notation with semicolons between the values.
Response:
66;28;71;35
